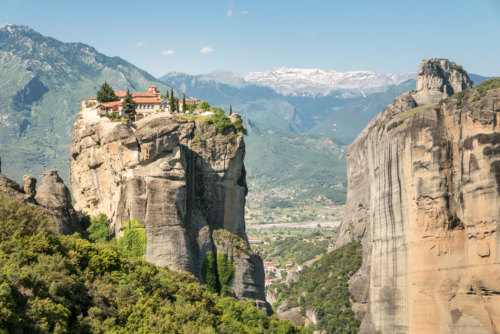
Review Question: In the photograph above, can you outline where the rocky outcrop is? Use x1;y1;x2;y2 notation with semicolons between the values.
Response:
413;58;472;105
306;306;320;325
69;111;269;309
329;60;500;333
286;270;299;287
277;300;292;314
35;169;80;235
0;159;79;234
277;308;306;326
267;288;278;304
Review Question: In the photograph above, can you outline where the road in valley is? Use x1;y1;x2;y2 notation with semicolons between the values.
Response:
248;221;341;229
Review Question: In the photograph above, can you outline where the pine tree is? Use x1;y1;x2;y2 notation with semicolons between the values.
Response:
96;81;119;103
229;104;233;116
170;88;175;112
182;93;186;113
121;88;137;115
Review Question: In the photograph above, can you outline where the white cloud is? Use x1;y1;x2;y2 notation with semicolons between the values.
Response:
137;42;144;46
162;50;175;56
200;46;213;54
240;11;249;14
227;9;233;16
307;33;317;39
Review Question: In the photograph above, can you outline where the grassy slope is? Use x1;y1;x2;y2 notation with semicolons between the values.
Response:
0;25;174;185
244;119;348;204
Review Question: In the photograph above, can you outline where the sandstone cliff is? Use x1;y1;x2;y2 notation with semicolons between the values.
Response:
69;110;269;310
329;59;500;333
0;159;80;234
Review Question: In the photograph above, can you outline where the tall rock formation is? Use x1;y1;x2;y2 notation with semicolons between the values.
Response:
0;158;80;234
329;59;500;333
69;110;269;310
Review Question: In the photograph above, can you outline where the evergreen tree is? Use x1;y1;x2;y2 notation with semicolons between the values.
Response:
121;88;137;115
229;104;233;116
166;91;169;99
182;93;186;113
96;81;119;103
176;98;180;113
170;88;175;112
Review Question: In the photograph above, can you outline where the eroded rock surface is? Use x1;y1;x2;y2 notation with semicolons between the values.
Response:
69;111;269;308
0;161;79;234
329;60;500;333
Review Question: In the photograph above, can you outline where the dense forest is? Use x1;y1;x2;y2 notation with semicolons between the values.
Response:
0;192;307;334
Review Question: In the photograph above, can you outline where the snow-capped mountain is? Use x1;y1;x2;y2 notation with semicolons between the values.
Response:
243;67;417;96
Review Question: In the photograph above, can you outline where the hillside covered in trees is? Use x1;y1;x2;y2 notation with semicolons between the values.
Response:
0;192;307;334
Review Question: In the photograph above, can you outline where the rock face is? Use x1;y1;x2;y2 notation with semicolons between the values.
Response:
286;270;299;287
277;300;292;314
413;58;473;105
266;288;278;304
0;160;79;234
69;111;269;308
329;60;500;333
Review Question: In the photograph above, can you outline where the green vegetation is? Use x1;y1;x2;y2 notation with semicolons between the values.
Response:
117;218;147;259
121;88;137;115
0;192;306;334
87;213;112;243
96;81;120;103
233;119;248;135
386;120;404;132
205;113;234;134
182;93;186;112
271;242;363;333
185;104;196;113
255;236;330;266
199;100;211;111
395;102;438;119
229;104;233;116
472;77;500;103
201;251;236;296
210;105;225;114
170;88;176;112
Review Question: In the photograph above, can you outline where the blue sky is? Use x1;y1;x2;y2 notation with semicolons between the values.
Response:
1;0;499;77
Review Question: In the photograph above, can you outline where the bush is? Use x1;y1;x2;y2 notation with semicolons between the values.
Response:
199;100;211;111
87;213;110;243
118;218;147;259
472;78;500;103
386;120;404;132
205;113;234;134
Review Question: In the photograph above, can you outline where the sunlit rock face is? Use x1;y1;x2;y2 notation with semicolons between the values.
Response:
329;59;500;334
69;111;270;311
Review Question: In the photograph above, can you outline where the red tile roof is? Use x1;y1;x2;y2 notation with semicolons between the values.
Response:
133;98;162;103
101;101;122;107
114;91;127;97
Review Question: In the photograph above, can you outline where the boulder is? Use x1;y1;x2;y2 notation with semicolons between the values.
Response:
286;271;299;287
277;308;306;326
276;300;292;314
266;288;278;304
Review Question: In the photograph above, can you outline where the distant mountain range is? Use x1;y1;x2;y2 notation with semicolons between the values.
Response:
243;67;417;96
159;69;417;134
161;70;496;143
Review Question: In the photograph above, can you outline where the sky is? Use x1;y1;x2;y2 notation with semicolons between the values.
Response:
1;0;499;77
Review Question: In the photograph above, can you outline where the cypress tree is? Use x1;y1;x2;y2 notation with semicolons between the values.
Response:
96;81;119;103
229;104;232;116
176;98;180;113
121;88;137;115
166;91;169;99
170;88;176;112
182;93;186;113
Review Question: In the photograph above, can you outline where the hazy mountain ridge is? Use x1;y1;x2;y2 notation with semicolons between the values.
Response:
243;67;418;96
0;24;173;184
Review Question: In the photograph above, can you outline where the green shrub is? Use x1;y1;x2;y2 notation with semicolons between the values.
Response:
199;100;211;111
386;120;404;132
233;119;248;135
87;213;110;243
202;251;219;294
205;113;234;134
202;251;236;295
217;253;235;288
118;218;147;259
472;78;500;103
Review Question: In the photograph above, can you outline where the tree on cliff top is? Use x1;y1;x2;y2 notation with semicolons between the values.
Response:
121;88;137;115
96;81;119;103
199;100;211;111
